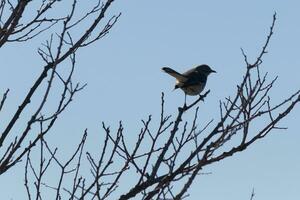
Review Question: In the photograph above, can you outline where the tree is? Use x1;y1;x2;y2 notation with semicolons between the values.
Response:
0;1;299;200
0;0;120;175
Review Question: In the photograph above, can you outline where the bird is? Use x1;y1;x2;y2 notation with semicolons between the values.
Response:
162;64;216;105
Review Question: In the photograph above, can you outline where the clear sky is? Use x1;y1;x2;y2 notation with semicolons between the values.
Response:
1;0;300;199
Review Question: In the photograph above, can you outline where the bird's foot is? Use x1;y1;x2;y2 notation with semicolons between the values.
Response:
199;94;205;102
183;103;187;109
179;103;187;112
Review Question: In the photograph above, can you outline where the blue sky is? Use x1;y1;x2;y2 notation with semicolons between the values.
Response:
1;0;300;199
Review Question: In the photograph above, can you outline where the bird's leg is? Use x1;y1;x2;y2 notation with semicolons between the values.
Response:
184;93;187;108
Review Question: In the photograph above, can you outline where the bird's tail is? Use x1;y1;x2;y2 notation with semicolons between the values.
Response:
162;67;186;82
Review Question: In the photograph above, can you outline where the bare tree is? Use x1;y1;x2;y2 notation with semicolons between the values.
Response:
0;0;120;175
1;4;299;200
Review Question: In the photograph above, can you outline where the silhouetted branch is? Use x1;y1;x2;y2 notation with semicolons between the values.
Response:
0;88;9;112
250;189;255;200
0;0;120;175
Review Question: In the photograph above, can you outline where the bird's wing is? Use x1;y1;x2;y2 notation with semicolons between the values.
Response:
162;67;188;82
182;67;198;77
181;72;207;88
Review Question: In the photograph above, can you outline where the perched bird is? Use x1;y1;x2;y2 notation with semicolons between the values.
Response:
162;64;216;104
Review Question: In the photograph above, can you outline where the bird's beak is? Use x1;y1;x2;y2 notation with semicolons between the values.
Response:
211;69;217;73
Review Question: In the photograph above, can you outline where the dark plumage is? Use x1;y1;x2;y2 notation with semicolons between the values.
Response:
162;64;216;96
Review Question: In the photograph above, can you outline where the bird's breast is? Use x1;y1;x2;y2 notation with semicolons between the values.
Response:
181;83;205;96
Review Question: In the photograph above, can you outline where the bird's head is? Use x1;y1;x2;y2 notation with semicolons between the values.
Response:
195;64;216;76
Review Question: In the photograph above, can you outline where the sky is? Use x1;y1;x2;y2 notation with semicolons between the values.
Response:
1;0;300;199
